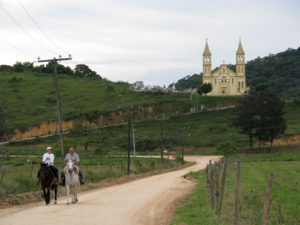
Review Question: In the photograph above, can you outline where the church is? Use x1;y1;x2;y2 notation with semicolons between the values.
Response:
202;40;247;96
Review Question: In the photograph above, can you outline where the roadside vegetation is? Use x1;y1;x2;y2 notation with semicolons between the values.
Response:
172;145;300;225
0;150;182;198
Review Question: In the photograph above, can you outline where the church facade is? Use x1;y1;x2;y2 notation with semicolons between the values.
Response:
202;40;247;96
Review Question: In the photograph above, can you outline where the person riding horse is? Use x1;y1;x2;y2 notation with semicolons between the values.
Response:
60;146;84;186
36;146;59;185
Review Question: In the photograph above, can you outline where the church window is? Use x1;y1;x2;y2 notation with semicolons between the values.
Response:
241;81;244;88
238;81;240;89
232;78;233;84
215;78;216;84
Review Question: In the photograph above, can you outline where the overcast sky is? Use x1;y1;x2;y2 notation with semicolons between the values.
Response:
1;0;299;86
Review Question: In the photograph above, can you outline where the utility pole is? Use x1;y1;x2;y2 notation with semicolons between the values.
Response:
157;114;168;163
37;55;72;168
127;107;132;174
196;93;199;111
132;121;136;157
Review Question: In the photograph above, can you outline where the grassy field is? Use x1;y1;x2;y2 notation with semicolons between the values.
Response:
69;101;300;150
171;147;300;225
4;101;300;156
0;151;182;198
0;71;240;131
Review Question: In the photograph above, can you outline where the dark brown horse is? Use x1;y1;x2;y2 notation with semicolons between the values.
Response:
39;163;57;205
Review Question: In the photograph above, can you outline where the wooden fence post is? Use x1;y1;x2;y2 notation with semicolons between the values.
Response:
277;204;284;224
262;172;275;225
0;168;6;185
217;158;228;218
214;163;220;214
234;160;242;225
206;160;212;192
30;162;34;179
210;163;215;209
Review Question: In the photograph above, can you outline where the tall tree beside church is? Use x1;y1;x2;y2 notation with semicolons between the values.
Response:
232;91;259;150
198;83;212;95
255;89;286;149
232;88;286;150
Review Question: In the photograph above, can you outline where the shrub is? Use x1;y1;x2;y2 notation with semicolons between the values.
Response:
216;142;236;157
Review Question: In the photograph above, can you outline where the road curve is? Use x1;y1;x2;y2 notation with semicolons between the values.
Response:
0;156;221;225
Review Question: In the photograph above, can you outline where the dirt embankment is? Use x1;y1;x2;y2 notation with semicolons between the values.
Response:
9;103;238;141
10;105;161;141
253;134;300;147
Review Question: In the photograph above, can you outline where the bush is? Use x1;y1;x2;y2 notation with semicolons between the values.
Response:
216;142;236;157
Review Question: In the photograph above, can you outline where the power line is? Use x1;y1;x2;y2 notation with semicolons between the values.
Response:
17;0;69;55
0;2;58;55
1;38;37;58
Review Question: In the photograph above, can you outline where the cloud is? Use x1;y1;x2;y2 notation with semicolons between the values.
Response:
1;0;299;85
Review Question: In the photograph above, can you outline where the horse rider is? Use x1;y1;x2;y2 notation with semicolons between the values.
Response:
36;146;59;185
60;146;84;186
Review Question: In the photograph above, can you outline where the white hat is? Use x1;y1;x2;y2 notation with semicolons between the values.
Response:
47;146;52;150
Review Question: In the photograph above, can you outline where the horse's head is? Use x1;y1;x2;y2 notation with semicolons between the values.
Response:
67;160;75;174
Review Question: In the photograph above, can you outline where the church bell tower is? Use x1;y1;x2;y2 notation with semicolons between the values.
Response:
236;38;245;76
203;39;212;76
236;38;246;92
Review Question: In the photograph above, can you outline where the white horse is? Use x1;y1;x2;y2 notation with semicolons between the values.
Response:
64;160;80;204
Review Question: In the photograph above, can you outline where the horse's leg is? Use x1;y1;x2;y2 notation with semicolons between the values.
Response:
47;188;50;205
71;186;75;204
66;185;70;205
54;184;57;204
42;188;47;205
75;185;78;202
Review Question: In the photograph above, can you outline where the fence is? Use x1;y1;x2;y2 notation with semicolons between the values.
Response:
205;159;278;225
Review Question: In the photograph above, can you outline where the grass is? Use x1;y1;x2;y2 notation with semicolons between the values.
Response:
0;71;240;131
4;100;300;156
171;148;300;225
0;149;182;198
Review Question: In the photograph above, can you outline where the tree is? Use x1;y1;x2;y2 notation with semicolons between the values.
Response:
255;83;269;92
0;107;7;141
12;62;24;72
255;90;286;149
216;142;236;157
232;89;286;150
74;64;100;78
198;83;212;95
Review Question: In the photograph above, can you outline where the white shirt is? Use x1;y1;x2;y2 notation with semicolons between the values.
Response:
42;153;54;166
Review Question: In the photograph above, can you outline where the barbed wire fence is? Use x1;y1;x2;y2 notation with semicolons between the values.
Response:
205;159;278;225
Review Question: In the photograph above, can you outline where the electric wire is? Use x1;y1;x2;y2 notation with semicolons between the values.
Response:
0;2;58;56
1;38;37;59
17;0;69;55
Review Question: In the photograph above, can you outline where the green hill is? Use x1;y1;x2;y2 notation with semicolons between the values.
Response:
171;47;300;99
0;71;185;131
0;70;238;133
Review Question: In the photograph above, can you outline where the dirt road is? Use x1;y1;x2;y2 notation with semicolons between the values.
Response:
0;156;221;225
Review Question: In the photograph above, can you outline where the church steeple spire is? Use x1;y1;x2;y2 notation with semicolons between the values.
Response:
236;38;245;55
203;39;211;56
